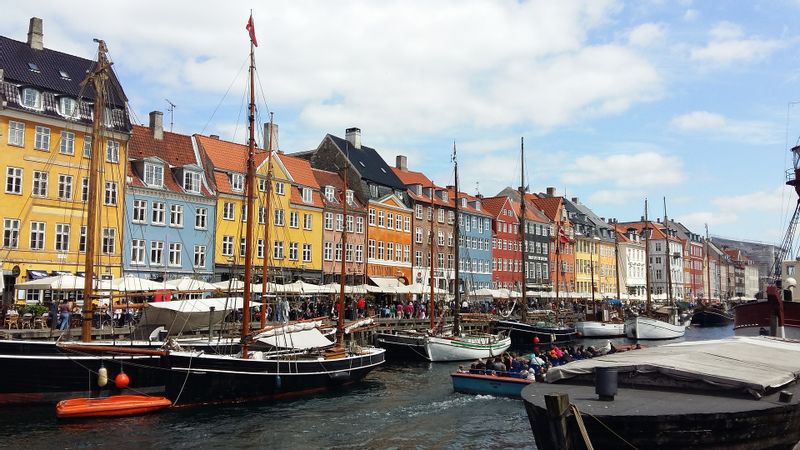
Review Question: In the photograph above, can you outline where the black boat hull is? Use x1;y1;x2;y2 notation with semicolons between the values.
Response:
373;332;429;360
164;349;386;406
494;320;577;348
691;309;734;327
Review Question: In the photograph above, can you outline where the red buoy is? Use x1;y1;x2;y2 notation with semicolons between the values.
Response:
114;372;130;389
533;337;540;344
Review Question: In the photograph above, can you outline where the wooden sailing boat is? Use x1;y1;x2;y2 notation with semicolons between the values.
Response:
160;14;385;406
690;224;733;327
624;198;685;339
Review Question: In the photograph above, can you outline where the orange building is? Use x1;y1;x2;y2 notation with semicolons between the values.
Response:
366;193;413;285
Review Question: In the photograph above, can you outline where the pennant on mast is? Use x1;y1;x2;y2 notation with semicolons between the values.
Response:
246;13;258;47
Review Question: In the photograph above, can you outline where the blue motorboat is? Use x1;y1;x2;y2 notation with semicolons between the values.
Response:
451;372;534;398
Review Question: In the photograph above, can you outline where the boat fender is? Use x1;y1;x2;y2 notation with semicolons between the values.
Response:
533;337;540;344
97;364;108;387
329;371;351;384
550;333;556;342
114;372;130;389
275;375;282;390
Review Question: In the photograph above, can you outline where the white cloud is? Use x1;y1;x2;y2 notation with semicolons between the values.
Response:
670;111;780;145
627;23;667;47
587;189;645;205
683;9;700;22
561;152;685;188
689;21;783;65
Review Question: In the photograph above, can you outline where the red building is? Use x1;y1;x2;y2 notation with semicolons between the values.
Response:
482;196;522;291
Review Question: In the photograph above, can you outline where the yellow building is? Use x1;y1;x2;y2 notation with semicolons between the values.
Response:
196;135;323;283
597;239;617;297
0;20;130;302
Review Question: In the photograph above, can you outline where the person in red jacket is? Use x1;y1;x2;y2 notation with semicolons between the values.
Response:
357;297;366;318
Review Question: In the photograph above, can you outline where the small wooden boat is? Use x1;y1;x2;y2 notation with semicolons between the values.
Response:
451;371;534;398
56;395;172;419
574;320;625;337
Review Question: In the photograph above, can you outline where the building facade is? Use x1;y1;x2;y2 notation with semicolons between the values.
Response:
482;196;522;291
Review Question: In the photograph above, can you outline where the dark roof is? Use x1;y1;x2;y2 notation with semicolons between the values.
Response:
328;134;406;190
0;36;127;106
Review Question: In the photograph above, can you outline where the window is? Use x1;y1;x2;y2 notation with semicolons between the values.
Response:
304;213;312;230
427;207;432;221
256;239;264;259
131;239;146;265
335;243;342;261
195;208;207;229
302;243;312;262
144;163;164;187
150;241;165;265
345;243;353;262
346;215;354;232
325;186;334;201
8;121;24;146
55;223;70;251
324;242;333;261
128;199;146;224
258;206;266;224
274;209;284;226
3;218;20;248
32;171;48;197
223;202;234;220
415;251;422;267
355;244;364;263
404;245;410;263
193;245;206;268
405;216;411;232
289;242;298;260
346;190;353;204
438;231;444;246
449;211;455;224
60;131;75;155
395;214;402;230
273;240;284;259
387;213;394;229
183;171;201;193
369;184;378;197
416;227;422;243
21;88;41;109
447;254;454;269
83;136;92;158
169;243;182;266
448;233;454;247
60;97;77;118
29;221;45;250
275;182;284;195
377;241;384;259
81;177;89;202
102;228;116;254
368;208;376;225
170;204;184;227
240;237;246;256
378;211;385;227
221;236;233;256
324;212;333;230
231;173;244;192
149;202;165;225
57;174;73;200
289;211;299;228
368;239;375;259
104;182;117;205
335;214;343;231
258;178;268;192
79;226;86;252
356;216;364;233
415;204;423;219
302;188;312;203
106;140;120;163
387;242;394;261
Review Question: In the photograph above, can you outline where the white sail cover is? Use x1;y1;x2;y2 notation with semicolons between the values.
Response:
545;336;800;396
256;327;333;350
139;297;253;331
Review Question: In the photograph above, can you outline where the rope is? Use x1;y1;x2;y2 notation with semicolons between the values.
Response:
170;350;195;406
571;403;638;449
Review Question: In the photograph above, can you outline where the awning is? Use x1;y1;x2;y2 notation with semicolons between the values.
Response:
368;276;406;293
27;270;49;280
257;328;333;350
51;270;73;276
138;297;260;332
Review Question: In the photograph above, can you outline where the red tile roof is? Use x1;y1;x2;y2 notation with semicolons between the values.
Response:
277;153;320;189
196;134;268;173
481;196;516;222
391;167;432;187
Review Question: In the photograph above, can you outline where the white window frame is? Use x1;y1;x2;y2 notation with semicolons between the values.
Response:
274;209;285;226
7;121;24;146
289;211;299;228
31;170;48;197
3;218;20;249
55;223;70;252
60;97;78;118
59;131;75;155
150;241;165;265
170;204;184;228
168;242;182;267
230;173;244;192
34;126;50;151
302;243;312;262
57;174;73;200
195;207;208;230
302;187;312;203
21;88;41;109
152;202;166;225
323;242;333;261
144;163;164;187
102;228;116;255
183;171;201;193
221;236;233;256
304;213;312;230
275;182;285;195
104;181;117;205
223;202;235;220
106;140;120;163
193;245;206;268
131;239;146;265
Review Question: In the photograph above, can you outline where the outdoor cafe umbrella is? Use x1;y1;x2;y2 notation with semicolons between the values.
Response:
15;274;87;290
164;277;219;292
110;275;164;292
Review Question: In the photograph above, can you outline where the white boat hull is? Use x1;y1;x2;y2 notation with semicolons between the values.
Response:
624;316;685;340
425;334;511;362
575;321;625;338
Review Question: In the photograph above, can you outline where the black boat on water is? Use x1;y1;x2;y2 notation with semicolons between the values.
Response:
494;319;577;347
373;331;429;360
690;304;733;327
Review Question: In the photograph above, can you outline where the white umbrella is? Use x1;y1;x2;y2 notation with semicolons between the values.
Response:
213;279;246;291
15;274;87;290
110;275;163;292
164;277;219;292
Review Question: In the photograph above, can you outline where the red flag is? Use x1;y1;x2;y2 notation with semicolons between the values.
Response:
246;14;258;47
558;227;570;244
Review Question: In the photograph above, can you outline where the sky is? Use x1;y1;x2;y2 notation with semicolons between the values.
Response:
4;0;800;245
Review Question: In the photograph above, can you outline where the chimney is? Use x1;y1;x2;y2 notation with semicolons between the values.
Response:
210;134;220;140
264;122;279;151
396;155;407;171
345;127;361;149
27;18;43;51
149;111;164;140
641;216;645;221
546;187;555;197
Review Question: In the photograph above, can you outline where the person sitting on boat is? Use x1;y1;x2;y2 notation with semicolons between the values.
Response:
490;357;507;375
457;365;468;373
471;358;486;374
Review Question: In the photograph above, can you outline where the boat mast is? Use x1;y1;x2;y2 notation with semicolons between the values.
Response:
663;198;674;306
452;143;461;336
240;26;257;359
614;222;621;300
80;39;111;343
644;199;652;313
335;164;348;348
261;112;274;328
705;224;711;302
518;137;528;323
429;191;436;331
555;217;561;306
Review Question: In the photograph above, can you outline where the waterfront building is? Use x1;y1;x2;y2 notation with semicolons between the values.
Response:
668;219;704;300
448;189;493;292
0;18;130;302
531;189;576;297
564;197;601;300
566;198;618;298
123;113;216;282
613;224;647;298
481;196;522;291
617;219;685;301
301;128;411;285
704;240;726;300
311;168;367;284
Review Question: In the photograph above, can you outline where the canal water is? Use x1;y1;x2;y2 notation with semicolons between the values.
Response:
0;325;733;450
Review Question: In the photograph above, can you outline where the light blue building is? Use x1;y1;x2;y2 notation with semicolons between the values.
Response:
456;192;493;292
122;112;216;282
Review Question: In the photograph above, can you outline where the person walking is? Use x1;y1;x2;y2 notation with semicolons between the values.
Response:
57;300;71;331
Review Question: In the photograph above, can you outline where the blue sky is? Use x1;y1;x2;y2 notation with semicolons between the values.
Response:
4;1;800;244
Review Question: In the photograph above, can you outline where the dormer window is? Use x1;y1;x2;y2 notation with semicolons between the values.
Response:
302;187;312;203
183;171;201;193
231;173;244;192
441;191;448;202
21;88;41;109
59;97;77;118
475;200;481;210
325;186;334;201
415;185;422;195
461;198;467;207
369;184;378;198
346;189;353;204
58;70;71;80
27;62;40;73
144;163;164;188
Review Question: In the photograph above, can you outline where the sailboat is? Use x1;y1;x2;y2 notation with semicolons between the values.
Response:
690;224;734;327
494;138;576;346
158;16;385;405
624;199;685;340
